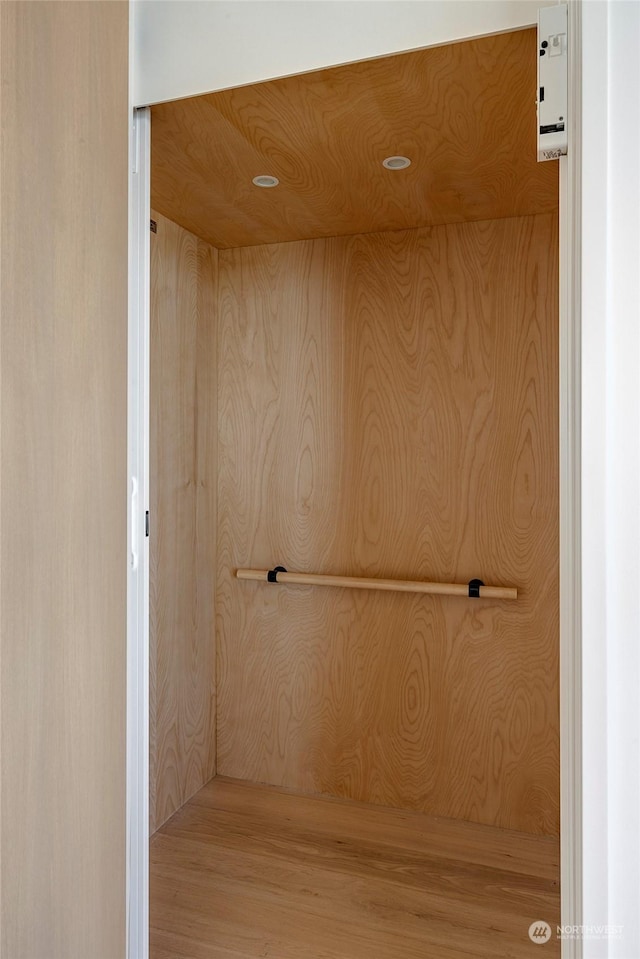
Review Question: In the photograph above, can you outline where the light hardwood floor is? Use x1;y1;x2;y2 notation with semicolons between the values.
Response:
150;778;560;959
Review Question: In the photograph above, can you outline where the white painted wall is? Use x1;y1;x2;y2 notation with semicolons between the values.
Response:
133;0;554;106
581;1;640;955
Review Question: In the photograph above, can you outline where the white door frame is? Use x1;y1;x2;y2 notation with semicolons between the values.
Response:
559;3;583;959
126;19;588;959
579;3;640;955
127;105;151;959
558;2;582;953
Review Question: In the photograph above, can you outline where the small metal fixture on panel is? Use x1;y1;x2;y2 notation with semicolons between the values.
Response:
252;175;280;188
382;155;411;170
537;3;568;161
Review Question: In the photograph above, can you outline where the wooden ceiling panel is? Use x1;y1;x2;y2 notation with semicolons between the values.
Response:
151;29;558;249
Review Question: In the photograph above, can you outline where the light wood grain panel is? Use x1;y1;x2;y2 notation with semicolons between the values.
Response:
151;29;558;249
217;214;559;835
150;212;217;832
0;3;128;956
150;778;560;959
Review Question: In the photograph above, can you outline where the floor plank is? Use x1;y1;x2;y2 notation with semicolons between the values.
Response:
150;777;560;959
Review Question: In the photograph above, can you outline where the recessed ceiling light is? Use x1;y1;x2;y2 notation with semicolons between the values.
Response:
252;174;280;188
382;155;412;170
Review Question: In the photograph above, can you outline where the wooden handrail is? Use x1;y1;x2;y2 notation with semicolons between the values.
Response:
236;567;518;600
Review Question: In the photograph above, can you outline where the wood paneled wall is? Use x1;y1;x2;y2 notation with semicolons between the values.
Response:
0;3;128;956
150;212;217;831
216;214;559;836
